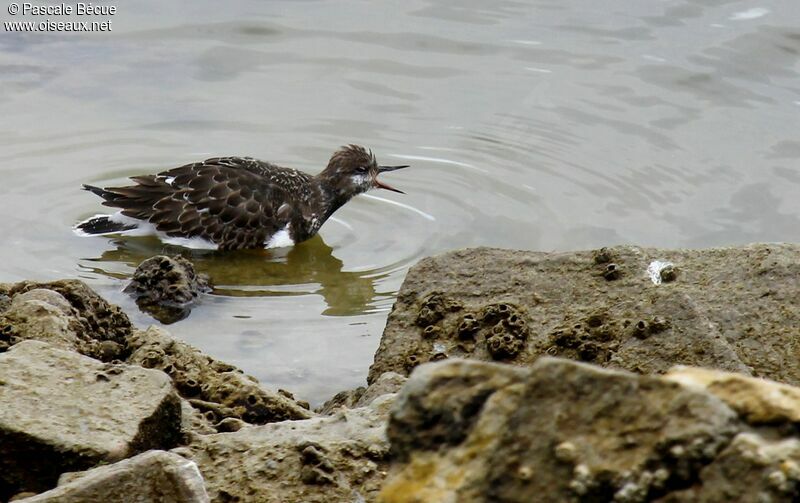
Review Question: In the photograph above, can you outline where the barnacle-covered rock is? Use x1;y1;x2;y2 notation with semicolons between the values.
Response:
415;292;461;328
127;326;311;425
0;280;131;361
457;313;480;341
124;255;210;324
487;332;525;360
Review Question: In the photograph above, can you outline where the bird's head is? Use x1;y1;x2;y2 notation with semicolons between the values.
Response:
319;144;408;198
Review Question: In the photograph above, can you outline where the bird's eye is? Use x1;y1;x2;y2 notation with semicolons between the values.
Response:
356;166;368;173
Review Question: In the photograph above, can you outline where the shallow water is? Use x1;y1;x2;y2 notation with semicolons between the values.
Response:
1;1;799;404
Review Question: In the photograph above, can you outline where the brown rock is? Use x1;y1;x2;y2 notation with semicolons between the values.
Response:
380;358;741;503
0;289;80;351
659;433;800;502
317;372;408;415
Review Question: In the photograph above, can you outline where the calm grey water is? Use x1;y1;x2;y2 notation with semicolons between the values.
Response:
1;1;799;404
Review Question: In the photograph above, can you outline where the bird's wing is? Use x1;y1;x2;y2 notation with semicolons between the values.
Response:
97;157;304;250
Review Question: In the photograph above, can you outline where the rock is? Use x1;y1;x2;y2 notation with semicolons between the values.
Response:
9;493;37;501
387;360;525;461
0;340;182;499
369;245;800;383
0;279;131;361
180;398;217;436
0;289;80;352
355;372;407;408
317;386;366;415
659;433;800;502
665;366;800;424
16;451;208;503
317;372;408;415
380;358;742;503
127;326;312;425
181;398;392;503
124;255;210;324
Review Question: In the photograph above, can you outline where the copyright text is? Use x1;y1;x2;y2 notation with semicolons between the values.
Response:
5;2;116;32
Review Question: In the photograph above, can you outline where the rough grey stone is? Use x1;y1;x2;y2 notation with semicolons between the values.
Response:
0;289;79;351
316;386;365;415
356;372;407;408
664;365;800;425
17;450;208;503
387;359;525;461
0;341;181;499
181;397;393;503
369;245;800;383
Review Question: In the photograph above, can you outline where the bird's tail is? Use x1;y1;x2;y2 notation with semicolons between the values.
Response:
82;184;111;199
74;214;138;236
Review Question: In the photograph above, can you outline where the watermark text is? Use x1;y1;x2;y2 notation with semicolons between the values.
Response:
5;3;115;32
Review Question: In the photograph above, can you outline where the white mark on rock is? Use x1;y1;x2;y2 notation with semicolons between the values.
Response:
647;260;674;285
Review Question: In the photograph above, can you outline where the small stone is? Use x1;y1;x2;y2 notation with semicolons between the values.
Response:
554;441;578;463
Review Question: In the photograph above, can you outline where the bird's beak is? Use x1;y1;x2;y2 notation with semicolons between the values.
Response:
374;165;409;194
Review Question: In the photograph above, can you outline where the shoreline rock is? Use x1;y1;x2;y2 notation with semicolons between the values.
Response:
17;451;209;503
369;244;800;383
0;279;131;360
4;243;800;501
127;326;312;426
379;357;800;502
0;340;182;500
0;278;315;499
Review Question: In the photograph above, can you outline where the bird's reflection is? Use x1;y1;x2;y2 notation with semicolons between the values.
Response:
80;234;389;319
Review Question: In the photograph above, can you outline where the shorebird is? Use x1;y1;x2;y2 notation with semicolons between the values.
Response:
75;145;408;251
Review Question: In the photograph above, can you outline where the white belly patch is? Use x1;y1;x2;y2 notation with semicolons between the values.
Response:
265;225;294;249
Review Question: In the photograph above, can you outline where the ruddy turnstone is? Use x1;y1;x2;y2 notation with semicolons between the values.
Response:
75;144;407;250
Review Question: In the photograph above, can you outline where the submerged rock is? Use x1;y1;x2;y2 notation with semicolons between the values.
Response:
370;244;800;384
124;255;210;324
0;341;181;500
17;451;208;503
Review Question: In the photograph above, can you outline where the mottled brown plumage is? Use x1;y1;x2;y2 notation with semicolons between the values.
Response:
77;145;408;250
